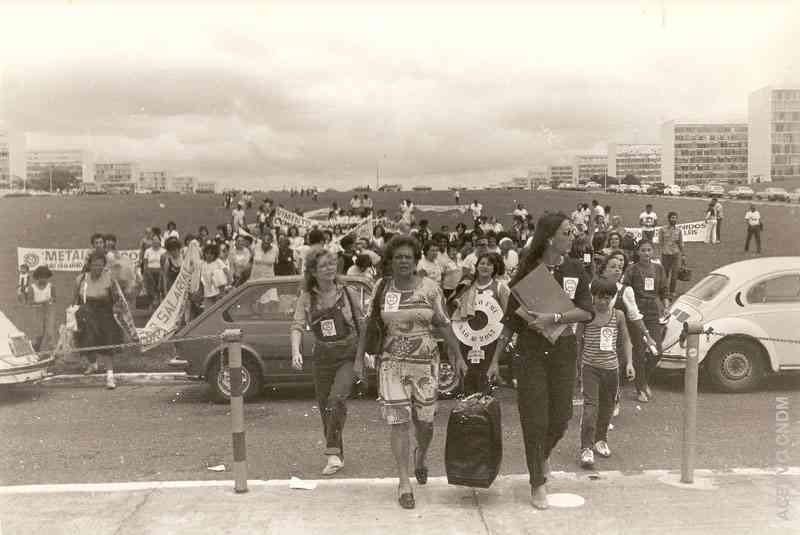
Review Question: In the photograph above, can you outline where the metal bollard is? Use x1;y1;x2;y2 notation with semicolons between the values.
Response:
681;321;703;484
222;328;248;493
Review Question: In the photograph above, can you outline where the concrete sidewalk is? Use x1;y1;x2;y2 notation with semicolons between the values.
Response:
1;471;797;534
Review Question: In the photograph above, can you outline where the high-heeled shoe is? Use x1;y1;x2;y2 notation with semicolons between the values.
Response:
414;448;428;485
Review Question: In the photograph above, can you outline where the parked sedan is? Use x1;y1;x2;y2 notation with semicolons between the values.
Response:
660;257;800;392
683;185;703;197
705;185;726;198
786;188;800;203
168;275;471;402
729;186;755;200
756;187;789;202
663;184;682;196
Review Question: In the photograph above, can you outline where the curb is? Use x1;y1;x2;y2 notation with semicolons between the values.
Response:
41;372;192;387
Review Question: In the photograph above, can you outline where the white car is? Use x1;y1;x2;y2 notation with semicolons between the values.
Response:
729;186;755;200
660;257;800;392
626;184;642;194
663;184;682;196
0;310;52;386
536;184;552;191
705;184;726;198
683;185;703;197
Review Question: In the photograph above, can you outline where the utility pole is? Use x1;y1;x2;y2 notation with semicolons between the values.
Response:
376;162;379;191
49;165;53;193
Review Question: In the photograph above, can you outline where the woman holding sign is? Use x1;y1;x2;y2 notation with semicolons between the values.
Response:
290;249;363;476
451;253;510;395
487;213;593;510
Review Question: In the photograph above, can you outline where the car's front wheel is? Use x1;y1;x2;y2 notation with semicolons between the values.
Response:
207;351;264;403
705;338;766;392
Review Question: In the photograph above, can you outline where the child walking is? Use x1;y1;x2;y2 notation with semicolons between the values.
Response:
27;266;57;352
576;277;635;469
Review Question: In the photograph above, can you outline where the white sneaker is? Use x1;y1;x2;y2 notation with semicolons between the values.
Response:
105;373;116;390
579;448;595;468
594;440;611;458
83;362;98;375
612;401;620;417
322;455;343;475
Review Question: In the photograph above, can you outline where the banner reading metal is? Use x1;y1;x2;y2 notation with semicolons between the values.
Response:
18;248;140;272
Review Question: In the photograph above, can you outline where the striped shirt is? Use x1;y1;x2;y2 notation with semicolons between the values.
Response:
582;311;623;370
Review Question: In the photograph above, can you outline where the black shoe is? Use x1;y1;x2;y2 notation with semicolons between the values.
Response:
414;448;428;485
398;492;415;509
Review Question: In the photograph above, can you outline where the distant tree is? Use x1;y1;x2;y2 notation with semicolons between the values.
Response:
623;174;641;185
28;168;81;191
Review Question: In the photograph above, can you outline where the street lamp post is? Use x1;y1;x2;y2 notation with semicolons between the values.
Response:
49;165;53;193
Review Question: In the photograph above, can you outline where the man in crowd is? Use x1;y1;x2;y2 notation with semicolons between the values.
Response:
658;212;685;300
461;234;490;278
714;199;724;243
231;201;246;232
469;199;483;224
744;204;762;254
639;203;658;242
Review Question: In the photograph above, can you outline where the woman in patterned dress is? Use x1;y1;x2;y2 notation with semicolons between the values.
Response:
355;236;466;510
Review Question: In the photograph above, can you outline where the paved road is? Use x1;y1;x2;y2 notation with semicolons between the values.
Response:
1;374;798;486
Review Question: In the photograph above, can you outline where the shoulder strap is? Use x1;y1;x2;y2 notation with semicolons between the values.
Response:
342;286;360;336
371;277;388;320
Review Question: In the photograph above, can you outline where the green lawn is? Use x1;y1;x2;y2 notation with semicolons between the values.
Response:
4;189;798;373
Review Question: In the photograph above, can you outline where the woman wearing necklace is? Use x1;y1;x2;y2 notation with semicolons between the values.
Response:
487;213;593;510
451;252;510;395
291;249;363;476
355;235;467;510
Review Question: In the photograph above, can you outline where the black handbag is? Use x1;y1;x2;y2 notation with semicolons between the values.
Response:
445;391;503;488
363;278;388;355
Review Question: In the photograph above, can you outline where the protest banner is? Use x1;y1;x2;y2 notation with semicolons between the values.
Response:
18;247;140;272
622;220;707;244
303;207;330;219
415;204;469;214
273;207;318;229
137;241;202;350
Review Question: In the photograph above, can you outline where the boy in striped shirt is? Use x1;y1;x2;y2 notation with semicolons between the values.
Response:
575;277;635;468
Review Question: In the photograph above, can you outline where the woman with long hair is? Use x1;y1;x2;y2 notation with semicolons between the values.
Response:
622;240;668;402
275;235;298;276
161;237;183;296
487;213;593;509
291;249;363;476
451;252;510;395
229;235;253;286
371;224;386;251
354;236;466;510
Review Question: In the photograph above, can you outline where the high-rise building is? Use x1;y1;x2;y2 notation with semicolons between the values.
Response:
608;143;661;183
95;162;139;193
196;181;217;193
749;86;800;183
548;165;574;184
0;132;9;189
170;176;196;193
139;170;169;192
574;154;608;183
661;122;748;185
25;149;89;188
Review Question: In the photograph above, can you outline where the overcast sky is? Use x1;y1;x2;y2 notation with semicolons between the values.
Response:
1;0;798;189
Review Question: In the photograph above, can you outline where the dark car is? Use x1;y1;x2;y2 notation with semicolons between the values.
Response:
168;275;373;402
167;275;473;402
647;182;667;195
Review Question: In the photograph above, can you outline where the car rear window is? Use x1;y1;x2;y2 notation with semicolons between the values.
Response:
686;274;729;301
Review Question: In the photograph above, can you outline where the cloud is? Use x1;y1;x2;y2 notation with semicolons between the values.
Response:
2;0;799;188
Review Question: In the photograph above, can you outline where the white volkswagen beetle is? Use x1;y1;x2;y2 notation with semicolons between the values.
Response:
659;257;800;392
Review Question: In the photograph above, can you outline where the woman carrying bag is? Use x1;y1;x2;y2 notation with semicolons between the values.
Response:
291;249;363;476
487;213;593;510
354;235;467;510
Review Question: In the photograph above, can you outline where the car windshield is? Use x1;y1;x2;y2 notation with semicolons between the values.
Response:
686;274;729;301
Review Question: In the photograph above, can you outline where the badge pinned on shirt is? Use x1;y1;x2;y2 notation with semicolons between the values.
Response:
600;326;616;351
644;277;655;292
384;291;401;312
320;319;337;337
563;277;579;299
583;253;592;264
468;347;485;364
